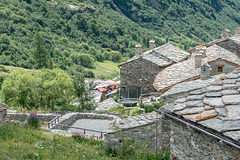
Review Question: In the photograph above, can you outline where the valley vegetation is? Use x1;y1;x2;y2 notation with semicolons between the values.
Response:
2;0;240;79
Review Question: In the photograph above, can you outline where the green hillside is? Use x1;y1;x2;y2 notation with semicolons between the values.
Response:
0;0;240;78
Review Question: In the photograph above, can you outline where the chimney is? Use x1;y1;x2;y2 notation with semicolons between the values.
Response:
221;29;230;38
195;52;202;68
196;45;207;58
235;27;240;35
135;44;142;56
201;64;211;80
149;40;156;50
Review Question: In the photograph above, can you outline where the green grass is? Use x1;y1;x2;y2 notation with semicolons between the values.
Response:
0;123;170;160
86;60;120;79
0;123;112;160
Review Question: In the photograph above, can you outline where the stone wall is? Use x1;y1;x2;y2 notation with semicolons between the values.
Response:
0;109;7;126
170;119;240;160
217;40;240;58
120;58;164;98
209;60;238;73
104;115;171;151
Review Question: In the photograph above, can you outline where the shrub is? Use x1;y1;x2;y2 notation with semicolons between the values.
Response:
140;101;165;113
130;108;141;116
13;111;28;122
72;131;103;146
27;112;40;128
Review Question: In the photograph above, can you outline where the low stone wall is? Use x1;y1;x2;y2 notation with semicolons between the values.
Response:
170;119;240;160
6;112;61;122
104;114;171;151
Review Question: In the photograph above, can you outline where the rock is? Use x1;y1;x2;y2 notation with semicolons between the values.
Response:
222;90;239;95
223;79;236;84
224;131;240;141
176;107;204;115
183;110;217;122
204;105;213;110
203;98;224;107
222;84;237;90
199;117;223;132
186;101;204;107
174;98;187;103
207;86;222;92
225;74;238;79
205;92;222;97
222;95;240;105
187;95;205;101
226;105;240;120
215;108;227;117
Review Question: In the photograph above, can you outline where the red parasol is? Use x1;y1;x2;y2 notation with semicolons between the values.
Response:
110;82;120;86
98;88;107;91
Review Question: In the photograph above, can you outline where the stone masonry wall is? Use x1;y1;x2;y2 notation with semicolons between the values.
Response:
217;40;240;58
104;116;171;151
0;110;7;126
170;119;240;160
120;58;164;98
210;60;237;73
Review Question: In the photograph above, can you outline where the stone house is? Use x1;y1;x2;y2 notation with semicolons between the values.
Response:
0;103;8;126
188;28;240;58
159;68;240;159
104;69;240;159
119;41;189;98
154;44;240;93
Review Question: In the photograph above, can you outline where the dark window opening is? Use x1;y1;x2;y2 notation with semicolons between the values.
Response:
217;67;223;72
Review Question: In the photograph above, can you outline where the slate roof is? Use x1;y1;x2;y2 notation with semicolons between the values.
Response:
96;98;120;111
154;45;240;91
165;68;240;142
115;112;159;129
188;35;240;52
119;43;189;67
0;103;8;111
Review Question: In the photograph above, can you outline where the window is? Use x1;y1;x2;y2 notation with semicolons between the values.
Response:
218;67;223;72
216;65;224;72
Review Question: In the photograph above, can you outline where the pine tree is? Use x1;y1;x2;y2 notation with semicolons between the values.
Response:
32;32;48;69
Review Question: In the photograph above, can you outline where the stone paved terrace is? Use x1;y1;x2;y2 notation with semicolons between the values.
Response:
165;68;240;143
154;44;240;92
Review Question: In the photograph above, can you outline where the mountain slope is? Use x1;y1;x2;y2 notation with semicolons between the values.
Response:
0;0;240;78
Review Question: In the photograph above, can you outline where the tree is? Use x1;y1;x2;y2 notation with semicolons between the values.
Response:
1;69;74;111
32;32;49;69
72;73;94;111
40;69;73;111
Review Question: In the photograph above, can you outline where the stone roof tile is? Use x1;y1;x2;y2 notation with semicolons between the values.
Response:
154;45;240;91
115;112;160;129
119;43;189;67
167;68;240;142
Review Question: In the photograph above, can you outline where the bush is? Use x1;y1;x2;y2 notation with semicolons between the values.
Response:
130;108;141;116
72;131;103;146
104;136;171;159
140;101;165;113
27;112;40;128
13;111;28;122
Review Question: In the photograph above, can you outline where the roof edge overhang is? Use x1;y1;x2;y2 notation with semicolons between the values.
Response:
155;109;240;150
207;58;240;68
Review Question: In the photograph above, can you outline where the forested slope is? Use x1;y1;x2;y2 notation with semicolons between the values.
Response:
0;0;240;78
